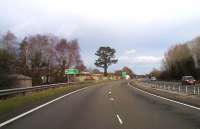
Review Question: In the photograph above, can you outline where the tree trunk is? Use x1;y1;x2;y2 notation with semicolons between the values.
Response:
104;66;108;76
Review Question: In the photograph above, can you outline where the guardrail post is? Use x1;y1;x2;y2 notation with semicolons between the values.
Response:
186;86;188;94
166;83;168;90
193;86;196;95
22;91;26;96
178;85;181;93
198;86;200;95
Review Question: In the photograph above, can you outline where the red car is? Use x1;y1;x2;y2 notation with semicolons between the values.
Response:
181;76;196;85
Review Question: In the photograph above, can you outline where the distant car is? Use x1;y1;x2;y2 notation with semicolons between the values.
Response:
150;77;157;81
181;76;196;85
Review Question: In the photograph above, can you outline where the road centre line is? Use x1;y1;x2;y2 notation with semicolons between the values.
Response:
109;97;115;101
116;114;123;125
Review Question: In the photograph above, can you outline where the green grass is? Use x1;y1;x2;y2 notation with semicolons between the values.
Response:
0;81;103;114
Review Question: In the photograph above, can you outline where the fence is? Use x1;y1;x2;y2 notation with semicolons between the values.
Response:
141;80;200;96
0;82;76;99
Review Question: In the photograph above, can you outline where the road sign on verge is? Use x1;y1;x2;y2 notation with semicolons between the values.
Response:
65;69;79;75
121;72;127;77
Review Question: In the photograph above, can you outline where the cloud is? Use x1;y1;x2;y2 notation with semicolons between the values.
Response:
119;49;162;65
133;56;162;64
119;55;162;64
125;49;136;55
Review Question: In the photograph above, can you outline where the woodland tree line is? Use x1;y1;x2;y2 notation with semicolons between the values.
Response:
0;31;86;89
152;36;200;80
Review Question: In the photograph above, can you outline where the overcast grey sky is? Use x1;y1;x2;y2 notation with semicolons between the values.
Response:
1;0;200;74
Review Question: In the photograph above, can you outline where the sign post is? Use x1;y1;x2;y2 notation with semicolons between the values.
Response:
65;69;79;85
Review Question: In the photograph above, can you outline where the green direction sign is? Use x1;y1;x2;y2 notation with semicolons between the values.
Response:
121;72;127;77
65;69;79;75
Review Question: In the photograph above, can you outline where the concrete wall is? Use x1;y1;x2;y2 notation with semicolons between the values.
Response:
9;74;32;88
14;79;32;88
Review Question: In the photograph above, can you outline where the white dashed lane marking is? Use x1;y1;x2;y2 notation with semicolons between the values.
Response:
116;114;123;125
109;97;115;101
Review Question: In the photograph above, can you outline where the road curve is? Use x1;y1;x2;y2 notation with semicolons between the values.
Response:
2;80;200;129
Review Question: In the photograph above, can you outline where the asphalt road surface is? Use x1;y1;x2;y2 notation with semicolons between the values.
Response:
2;80;200;129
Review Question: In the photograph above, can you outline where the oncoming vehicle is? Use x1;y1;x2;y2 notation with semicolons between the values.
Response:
181;76;196;85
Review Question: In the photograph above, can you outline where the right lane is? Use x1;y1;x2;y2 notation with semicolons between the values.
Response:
112;81;200;129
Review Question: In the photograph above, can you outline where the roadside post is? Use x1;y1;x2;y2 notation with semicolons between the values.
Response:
65;69;79;86
193;86;196;95
186;85;188;94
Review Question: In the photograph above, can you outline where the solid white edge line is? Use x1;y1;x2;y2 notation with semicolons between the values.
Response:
116;114;123;125
0;86;91;128
128;82;200;111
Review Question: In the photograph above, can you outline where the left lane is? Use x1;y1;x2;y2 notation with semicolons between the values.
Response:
2;81;117;129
